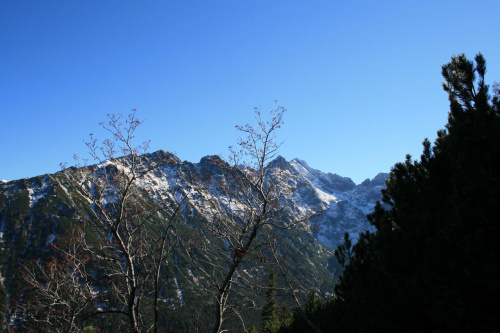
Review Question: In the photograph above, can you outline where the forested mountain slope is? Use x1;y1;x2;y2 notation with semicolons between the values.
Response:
0;149;384;332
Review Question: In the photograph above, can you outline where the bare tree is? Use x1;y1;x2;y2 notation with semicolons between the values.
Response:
12;106;320;333
184;103;314;333
15;228;97;333
15;111;184;333
265;230;323;333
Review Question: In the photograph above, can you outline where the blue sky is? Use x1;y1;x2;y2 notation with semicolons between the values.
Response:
2;1;500;184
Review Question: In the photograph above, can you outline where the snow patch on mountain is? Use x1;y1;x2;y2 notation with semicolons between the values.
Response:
287;158;388;249
3;150;387;258
28;175;51;209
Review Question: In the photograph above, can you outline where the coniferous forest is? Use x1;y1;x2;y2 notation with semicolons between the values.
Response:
1;53;499;332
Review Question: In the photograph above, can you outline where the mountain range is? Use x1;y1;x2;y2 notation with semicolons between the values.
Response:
0;151;387;331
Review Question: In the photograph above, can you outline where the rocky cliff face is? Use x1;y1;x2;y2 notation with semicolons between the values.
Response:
287;158;388;247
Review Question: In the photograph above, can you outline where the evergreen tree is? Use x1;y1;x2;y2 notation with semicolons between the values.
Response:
261;270;294;333
277;303;293;330
315;53;500;332
334;232;352;267
262;270;281;333
247;326;259;333
280;291;327;333
304;291;321;318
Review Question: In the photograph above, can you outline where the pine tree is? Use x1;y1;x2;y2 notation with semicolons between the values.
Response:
277;303;293;330
334;232;352;267
326;53;500;332
304;291;321;317
247;326;259;333
262;270;281;333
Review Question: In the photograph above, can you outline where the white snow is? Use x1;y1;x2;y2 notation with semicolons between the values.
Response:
28;176;51;209
313;187;339;206
173;276;184;305
186;268;199;285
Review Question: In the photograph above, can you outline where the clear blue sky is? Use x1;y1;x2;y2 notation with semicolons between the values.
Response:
2;1;500;184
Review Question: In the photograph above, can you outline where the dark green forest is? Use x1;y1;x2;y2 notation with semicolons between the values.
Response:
1;53;499;332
